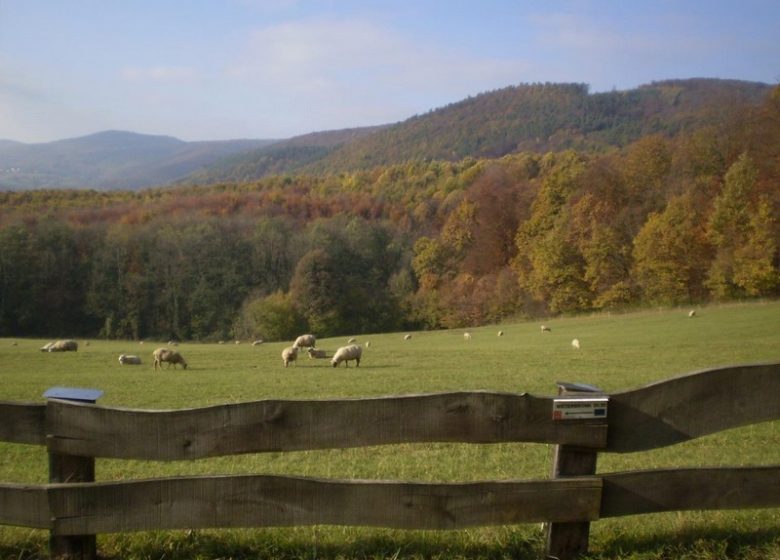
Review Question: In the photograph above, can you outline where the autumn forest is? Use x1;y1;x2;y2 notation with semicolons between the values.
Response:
0;81;778;341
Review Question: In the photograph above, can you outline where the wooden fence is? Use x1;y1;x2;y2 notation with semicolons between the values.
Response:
1;362;780;559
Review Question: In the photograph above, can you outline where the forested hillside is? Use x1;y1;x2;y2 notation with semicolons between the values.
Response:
188;79;772;183
0;84;777;341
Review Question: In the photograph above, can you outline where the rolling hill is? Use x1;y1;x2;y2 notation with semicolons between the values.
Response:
0;131;277;190
187;78;772;184
1;78;772;190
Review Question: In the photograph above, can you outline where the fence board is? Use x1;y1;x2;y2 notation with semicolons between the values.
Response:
0;484;49;528
607;362;780;452
45;392;607;460
601;466;780;517
0;401;46;445
47;475;602;535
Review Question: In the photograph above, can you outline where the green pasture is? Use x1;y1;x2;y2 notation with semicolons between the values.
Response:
1;301;779;559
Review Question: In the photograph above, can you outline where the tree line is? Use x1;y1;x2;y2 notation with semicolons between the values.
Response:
0;87;778;341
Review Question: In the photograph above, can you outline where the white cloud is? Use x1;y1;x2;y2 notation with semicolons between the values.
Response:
224;17;531;132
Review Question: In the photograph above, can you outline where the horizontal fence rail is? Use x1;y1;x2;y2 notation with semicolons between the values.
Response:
606;362;780;452
1;362;779;560
43;392;608;460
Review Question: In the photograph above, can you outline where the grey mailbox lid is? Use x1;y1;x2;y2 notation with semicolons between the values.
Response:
43;387;103;403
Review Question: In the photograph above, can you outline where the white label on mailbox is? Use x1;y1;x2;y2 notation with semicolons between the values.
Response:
552;397;608;420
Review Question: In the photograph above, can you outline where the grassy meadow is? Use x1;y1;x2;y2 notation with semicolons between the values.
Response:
1;300;779;559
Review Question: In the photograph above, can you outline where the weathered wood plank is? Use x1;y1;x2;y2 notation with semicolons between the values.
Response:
0;484;49;528
601;466;780;517
45;392;607;460
0;401;46;445
607;362;780;452
48;475;602;535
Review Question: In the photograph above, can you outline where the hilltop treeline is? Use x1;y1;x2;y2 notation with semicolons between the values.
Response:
1;86;778;341
188;79;772;184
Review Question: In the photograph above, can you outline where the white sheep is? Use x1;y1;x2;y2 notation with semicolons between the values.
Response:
331;344;362;368
541;325;551;332
307;348;327;359
571;338;581;349
688;310;696;318
497;330;504;337
404;334;412;341
293;334;316;349
463;332;472;340
42;340;78;352
282;346;298;367
118;354;142;365
347;337;357;343
153;347;187;371
252;339;264;346
365;340;371;348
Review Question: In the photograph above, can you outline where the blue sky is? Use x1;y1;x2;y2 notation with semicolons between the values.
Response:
1;0;778;143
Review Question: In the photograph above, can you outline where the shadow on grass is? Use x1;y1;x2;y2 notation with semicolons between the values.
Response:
95;530;542;560
2;526;779;559
591;526;780;559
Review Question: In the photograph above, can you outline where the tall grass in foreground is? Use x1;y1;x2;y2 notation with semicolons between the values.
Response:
0;300;779;559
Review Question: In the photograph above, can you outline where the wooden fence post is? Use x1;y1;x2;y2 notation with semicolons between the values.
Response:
44;387;103;560
545;382;605;560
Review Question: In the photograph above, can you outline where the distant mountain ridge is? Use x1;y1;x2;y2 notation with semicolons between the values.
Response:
1;78;772;191
0;131;278;190
187;78;773;184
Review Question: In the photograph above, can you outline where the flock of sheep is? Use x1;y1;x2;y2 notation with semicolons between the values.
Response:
35;309;700;371
282;334;364;368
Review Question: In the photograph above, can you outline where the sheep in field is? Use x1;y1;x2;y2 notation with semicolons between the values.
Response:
252;339;264;346
152;347;188;371
688;310;697;318
541;325;551;332
118;354;142;365
497;330;504;337
307;348;328;359
404;334;412;341
282;346;298;367
41;340;78;352
347;337;357;343
293;334;316;349
331;344;362;368
571;338;581;349
463;332;472;340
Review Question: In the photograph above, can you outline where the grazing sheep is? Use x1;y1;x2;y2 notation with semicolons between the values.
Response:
541;325;551;332
118;354;142;365
347;337;357;343
331;344;362;368
571;338;581;349
293;334;316;349
497;331;504;337
42;340;78;352
235;340;241;345
252;339;264;346
688;310;696;318
153;347;188;371
365;340;371;348
307;348;328;359
404;334;412;341
282;346;298;367
463;332;472;340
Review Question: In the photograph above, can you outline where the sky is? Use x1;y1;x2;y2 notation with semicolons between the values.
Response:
1;0;778;144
